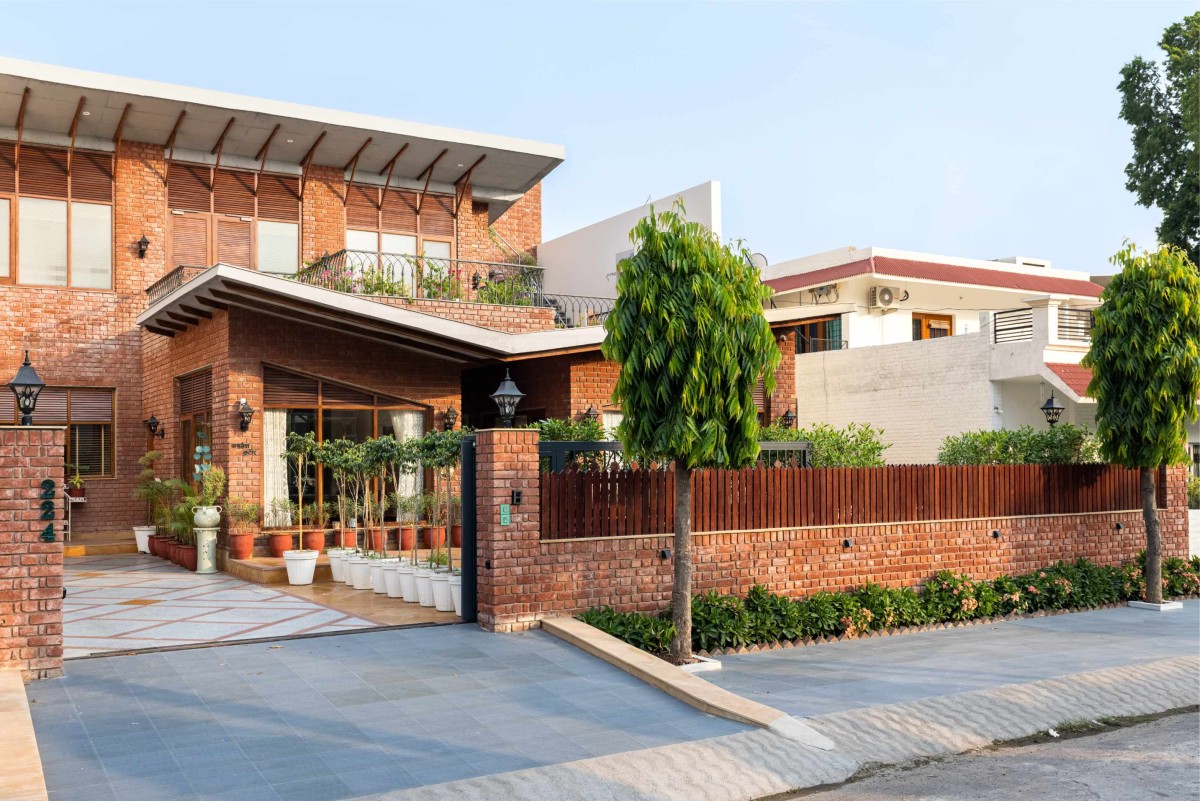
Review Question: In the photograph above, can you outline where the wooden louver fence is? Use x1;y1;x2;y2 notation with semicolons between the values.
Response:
539;463;1150;540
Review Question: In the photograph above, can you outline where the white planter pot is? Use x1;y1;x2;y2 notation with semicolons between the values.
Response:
349;556;373;590
415;569;434;607
192;505;222;528
382;561;403;597
431;572;454;612
133;525;155;554
398;566;418;602
342;552;359;586
448;573;463;617
327;550;347;582
370;561;387;594
283;550;319;585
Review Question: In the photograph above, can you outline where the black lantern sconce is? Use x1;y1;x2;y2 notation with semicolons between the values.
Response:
137;235;150;259
490;369;525;428
1040;390;1064;427
237;398;255;432
443;407;459;431
582;406;600;424
780;408;797;429
8;351;45;426
143;415;166;439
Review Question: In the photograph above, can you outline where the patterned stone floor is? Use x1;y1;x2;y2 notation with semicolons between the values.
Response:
64;555;384;657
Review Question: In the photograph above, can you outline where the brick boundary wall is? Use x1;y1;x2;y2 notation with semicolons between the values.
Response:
473;430;1190;632
367;296;558;333
0;427;65;679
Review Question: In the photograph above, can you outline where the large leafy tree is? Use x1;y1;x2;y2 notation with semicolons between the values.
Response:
1118;12;1199;264
602;205;780;662
1082;243;1200;604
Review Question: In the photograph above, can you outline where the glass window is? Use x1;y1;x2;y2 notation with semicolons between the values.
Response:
19;197;67;286
70;423;112;478
258;220;299;274
0;198;9;279
423;240;451;259
382;233;417;256
70;202;112;289
346;229;377;252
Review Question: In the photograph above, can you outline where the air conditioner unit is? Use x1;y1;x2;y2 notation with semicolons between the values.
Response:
868;285;902;310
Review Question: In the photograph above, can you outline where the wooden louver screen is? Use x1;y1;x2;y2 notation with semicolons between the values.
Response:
257;175;300;221
171;214;210;268
179;370;213;415
752;378;766;410
20;147;68;198
421;195;455;237
0;142;15;193
214;170;255;216
263;366;319;406
71;152;113;203
216;218;251;267
321;381;375;407
67;389;113;422
168;164;211;212
346;184;379;228
31;388;68;425
382;189;418;232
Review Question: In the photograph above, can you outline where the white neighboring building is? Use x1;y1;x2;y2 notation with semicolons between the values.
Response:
763;246;1119;464
538;181;721;298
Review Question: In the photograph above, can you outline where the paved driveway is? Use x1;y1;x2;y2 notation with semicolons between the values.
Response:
30;625;746;801
703;601;1200;718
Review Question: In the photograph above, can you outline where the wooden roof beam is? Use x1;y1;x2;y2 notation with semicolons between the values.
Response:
298;131;327;199
145;325;176;338
66;96;86;174
179;303;212;320
209;116;236;189
341;137;373;203
13;87;29;164
414;148;448;215
195;296;229;312
111;102;132;174
163;109;186;183
167;310;200;326
453;154;487;217
378;144;409;211
253;123;280;194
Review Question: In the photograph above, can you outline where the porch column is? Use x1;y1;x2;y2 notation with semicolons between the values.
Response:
0;426;65;680
474;428;541;632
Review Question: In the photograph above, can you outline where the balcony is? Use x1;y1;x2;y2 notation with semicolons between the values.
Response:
796;335;847;354
993;306;1093;344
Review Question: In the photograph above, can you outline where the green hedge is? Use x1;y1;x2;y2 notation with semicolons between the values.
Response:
578;555;1200;654
1188;476;1200;509
937;425;1101;465
759;422;889;467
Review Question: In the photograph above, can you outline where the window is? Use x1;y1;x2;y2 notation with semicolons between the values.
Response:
912;313;953;341
0;387;116;477
796;316;844;353
71;203;113;289
178;370;213;483
19;197;66;285
0;198;9;279
257;221;299;274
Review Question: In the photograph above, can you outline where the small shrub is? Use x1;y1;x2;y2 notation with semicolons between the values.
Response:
759;422;890;467
1188;476;1200;509
691;592;752;652
577;606;675;654
798;592;843;639
921;571;983;621
937;425;1101;465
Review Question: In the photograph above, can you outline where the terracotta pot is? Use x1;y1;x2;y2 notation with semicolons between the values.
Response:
228;532;254;561
423;526;445;550
268;532;294;558
153;535;171;559
65;486;85;499
336;529;356;548
399;525;416;552
147;534;159;557
302;530;325;552
168;541;180;565
451;524;463;548
179;544;198;572
367;528;384;551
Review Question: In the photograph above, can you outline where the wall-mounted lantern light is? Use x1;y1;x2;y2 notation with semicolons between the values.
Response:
490;369;525;428
144;415;166;439
582;406;599;424
137;235;150;259
8;351;45;426
1040;391;1064;427
780;408;796;429
443;407;458;431
237;398;255;432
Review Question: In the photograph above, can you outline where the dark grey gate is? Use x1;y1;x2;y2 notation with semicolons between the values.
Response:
458;434;477;623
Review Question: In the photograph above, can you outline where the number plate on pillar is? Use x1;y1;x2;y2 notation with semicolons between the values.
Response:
499;504;511;526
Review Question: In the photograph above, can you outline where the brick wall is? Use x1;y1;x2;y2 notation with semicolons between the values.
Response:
301;165;346;263
769;328;797;422
0;427;64;679
367;296;558;333
472;431;1191;631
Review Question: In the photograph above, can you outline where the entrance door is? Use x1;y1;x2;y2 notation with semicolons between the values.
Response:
458;434;477;623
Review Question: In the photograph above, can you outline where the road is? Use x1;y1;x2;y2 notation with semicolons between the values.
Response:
795;712;1199;801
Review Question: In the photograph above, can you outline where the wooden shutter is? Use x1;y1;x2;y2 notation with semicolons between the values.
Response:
752;377;765;411
0;141;14;193
216;217;252;267
69;388;113;423
31;387;68;424
20;146;68;198
321;379;374;407
213;169;255;216
420;194;454;237
346;184;379;228
257;174;300;221
382;189;418;233
179;371;213;415
263;366;318;406
168;164;211;212
71;152;113;203
170;213;210;268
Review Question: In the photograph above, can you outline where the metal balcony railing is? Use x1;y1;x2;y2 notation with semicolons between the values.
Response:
145;265;208;306
993;308;1034;343
796;335;847;354
1057;308;1094;342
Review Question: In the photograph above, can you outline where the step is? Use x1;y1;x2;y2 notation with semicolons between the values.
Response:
63;540;139;557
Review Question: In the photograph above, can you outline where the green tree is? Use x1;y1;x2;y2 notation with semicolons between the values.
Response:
283;431;316;542
1082;243;1200;604
1118;12;1200;264
602;205;780;662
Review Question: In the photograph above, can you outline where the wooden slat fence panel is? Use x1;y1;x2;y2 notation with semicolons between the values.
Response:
538;464;1148;540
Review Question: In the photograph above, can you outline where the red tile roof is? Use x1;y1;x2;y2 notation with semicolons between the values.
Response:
1046;363;1093;399
766;256;1104;298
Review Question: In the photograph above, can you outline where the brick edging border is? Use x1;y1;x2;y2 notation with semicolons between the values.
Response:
695;596;1200;658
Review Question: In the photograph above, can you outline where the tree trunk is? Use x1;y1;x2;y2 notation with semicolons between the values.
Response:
670;462;693;664
1141;467;1163;604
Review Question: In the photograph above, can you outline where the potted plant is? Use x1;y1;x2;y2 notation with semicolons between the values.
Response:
226;495;261;560
192;464;226;528
131;451;169;554
282;431;316;554
302;501;331;552
165;481;199;571
267;497;296;557
448;568;463;617
395;493;418;552
450;494;463;548
65;465;87;499
419;492;443;550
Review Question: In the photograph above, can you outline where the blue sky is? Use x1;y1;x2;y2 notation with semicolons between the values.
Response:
3;1;1190;273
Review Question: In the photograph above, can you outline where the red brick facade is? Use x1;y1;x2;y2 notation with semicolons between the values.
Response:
472;431;1191;632
368;297;557;334
0;427;64;679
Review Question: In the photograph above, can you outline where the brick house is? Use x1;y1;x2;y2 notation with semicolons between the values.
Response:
0;59;814;544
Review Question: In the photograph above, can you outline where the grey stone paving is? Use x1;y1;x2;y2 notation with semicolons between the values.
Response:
29;625;746;801
703;601;1200;717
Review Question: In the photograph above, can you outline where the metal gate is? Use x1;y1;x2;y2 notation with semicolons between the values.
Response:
458;434;477;622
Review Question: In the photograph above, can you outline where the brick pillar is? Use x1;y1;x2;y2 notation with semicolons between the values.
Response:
301;165;346;263
768;328;796;423
474;428;541;632
1162;465;1189;559
0;427;65;680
